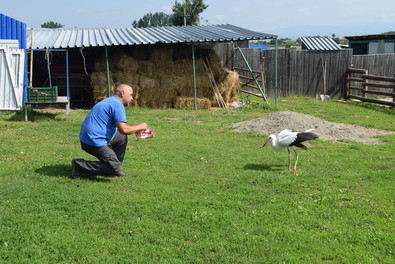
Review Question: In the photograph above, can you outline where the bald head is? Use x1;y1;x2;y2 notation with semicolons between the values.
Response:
114;84;134;106
115;84;132;94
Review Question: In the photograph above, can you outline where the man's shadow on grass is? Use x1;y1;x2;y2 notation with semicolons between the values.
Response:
243;163;284;172
35;164;111;182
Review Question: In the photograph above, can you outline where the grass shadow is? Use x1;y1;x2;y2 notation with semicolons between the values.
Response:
346;100;395;115
5;109;61;122
243;163;284;172
35;164;111;182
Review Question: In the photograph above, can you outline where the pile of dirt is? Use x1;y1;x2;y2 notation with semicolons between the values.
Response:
89;44;241;109
231;111;395;144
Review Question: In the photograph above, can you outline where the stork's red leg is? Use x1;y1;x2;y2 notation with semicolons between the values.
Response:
293;148;299;173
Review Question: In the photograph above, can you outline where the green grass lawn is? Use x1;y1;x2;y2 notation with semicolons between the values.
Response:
1;96;394;263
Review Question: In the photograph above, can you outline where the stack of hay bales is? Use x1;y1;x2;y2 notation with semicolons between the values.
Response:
90;44;241;109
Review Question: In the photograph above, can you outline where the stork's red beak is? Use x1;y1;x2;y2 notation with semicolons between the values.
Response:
262;139;270;147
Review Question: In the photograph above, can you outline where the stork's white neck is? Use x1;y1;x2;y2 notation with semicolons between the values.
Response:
270;135;286;152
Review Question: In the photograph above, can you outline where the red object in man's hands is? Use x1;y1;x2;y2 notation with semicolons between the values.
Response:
136;128;155;139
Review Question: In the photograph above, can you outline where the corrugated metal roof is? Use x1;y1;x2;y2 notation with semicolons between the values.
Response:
28;24;277;49
1;13;27;49
301;37;341;50
345;33;395;41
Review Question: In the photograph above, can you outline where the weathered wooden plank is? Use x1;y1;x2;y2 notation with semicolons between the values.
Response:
361;90;395;97
348;94;395;107
362;74;395;82
362;83;395;89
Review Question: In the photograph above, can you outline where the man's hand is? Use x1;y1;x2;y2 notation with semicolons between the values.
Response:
116;122;148;135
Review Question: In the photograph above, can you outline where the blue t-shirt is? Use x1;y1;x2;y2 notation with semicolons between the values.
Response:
79;96;127;147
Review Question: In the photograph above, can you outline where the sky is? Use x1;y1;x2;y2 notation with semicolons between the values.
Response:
2;0;395;39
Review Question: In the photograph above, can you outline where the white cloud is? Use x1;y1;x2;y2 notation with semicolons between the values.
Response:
161;5;172;13
229;6;246;13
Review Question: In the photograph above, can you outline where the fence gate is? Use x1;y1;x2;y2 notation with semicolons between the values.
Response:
0;45;25;110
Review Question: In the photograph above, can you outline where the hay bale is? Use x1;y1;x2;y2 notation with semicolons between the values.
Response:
174;97;211;110
89;44;241;108
218;70;241;104
137;61;155;77
139;76;158;90
150;44;174;61
121;56;139;74
90;71;114;102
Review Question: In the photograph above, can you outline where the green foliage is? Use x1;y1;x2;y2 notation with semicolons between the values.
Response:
284;41;297;48
132;0;208;28
332;37;341;44
132;12;173;28
1;97;394;263
172;0;208;26
41;21;64;29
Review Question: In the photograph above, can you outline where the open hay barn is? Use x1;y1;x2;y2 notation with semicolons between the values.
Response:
90;44;240;109
28;25;277;109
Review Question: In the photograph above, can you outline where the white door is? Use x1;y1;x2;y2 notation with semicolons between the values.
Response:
0;45;25;110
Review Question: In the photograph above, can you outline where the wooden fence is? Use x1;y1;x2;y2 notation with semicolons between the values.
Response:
214;43;353;99
351;54;395;76
263;48;352;99
346;68;395;107
213;43;395;101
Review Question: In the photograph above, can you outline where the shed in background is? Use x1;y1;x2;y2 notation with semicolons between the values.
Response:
0;14;27;111
301;37;341;51
0;13;27;49
345;33;395;55
27;24;277;109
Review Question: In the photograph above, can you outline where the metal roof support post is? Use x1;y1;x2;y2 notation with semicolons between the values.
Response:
192;43;197;110
65;49;70;119
105;47;111;97
275;38;278;108
23;49;29;104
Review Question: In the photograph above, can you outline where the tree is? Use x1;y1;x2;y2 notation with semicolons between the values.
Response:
132;12;173;28
132;0;208;28
285;41;296;48
332;37;340;44
171;0;208;26
41;21;64;29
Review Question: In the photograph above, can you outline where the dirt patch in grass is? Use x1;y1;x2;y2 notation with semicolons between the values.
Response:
231;111;395;144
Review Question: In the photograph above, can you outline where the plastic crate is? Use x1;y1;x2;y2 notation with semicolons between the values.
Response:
27;86;58;102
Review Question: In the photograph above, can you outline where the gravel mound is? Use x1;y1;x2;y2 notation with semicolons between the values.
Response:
231;111;394;144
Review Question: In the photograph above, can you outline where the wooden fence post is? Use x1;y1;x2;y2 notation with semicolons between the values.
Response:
393;73;395;103
362;70;368;98
346;70;350;98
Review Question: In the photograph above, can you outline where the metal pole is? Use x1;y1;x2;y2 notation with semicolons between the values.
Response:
275;38;279;108
105;47;111;97
29;28;34;87
192;43;197;110
66;50;70;118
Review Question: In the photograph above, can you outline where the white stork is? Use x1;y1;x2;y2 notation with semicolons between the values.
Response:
262;129;318;173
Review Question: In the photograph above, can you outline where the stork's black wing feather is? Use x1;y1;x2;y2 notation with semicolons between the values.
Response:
289;132;318;148
294;143;308;150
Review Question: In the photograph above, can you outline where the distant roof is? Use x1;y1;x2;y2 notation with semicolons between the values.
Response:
301;37;341;50
0;13;27;49
249;44;270;50
28;24;277;49
345;33;395;41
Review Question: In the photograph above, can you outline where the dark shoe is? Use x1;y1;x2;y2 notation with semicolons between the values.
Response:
71;159;82;179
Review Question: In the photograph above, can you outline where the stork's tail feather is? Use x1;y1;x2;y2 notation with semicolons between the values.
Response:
300;132;319;141
294;143;308;150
